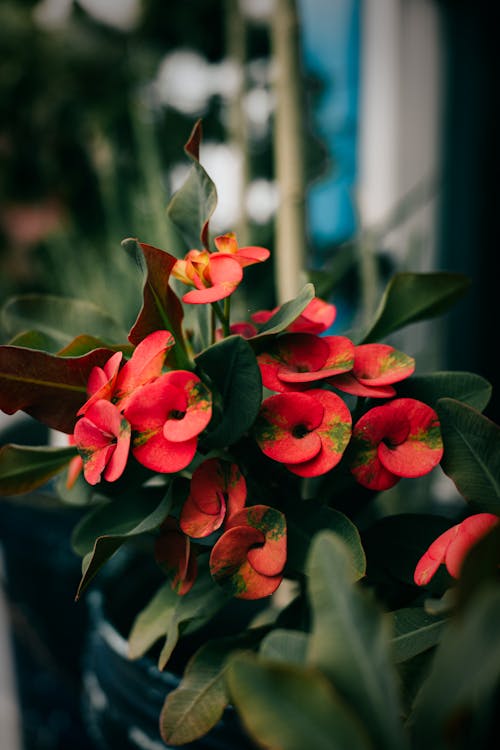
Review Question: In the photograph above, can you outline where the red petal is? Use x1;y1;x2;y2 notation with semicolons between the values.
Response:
132;430;197;473
349;404;408;491
445;513;499;578
288;297;337;334
155;522;198;595
353;344;415;386
328;373;396;399
115;330;175;406
235;245;271;267
103;420;131;483
413;525;459;585
213;233;238;254
226;505;287;576
124;375;184;431
377;399;443;478
255;392;323;463
78;351;123;416
179;493;226;538
183;282;238;304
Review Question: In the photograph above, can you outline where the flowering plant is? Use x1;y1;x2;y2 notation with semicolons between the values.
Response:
1;122;499;749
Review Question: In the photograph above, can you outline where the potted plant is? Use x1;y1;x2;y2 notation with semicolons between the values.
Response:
1;121;499;750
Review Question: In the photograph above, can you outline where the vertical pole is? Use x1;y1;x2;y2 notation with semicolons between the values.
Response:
271;0;307;303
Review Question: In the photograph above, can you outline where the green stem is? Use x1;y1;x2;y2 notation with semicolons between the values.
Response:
211;301;231;339
224;296;232;330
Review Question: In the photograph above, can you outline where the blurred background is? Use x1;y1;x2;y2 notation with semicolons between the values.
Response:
0;0;497;748
0;0;497;410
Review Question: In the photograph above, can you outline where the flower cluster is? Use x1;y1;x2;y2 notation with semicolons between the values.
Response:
1;122;498;750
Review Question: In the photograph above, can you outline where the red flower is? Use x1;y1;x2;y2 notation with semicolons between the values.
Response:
252;296;336;335
349;398;443;491
257;333;354;392
180;458;247;538
173;249;243;304
215;322;258;341
74;399;131;485
77;330;175;416
209;505;286;600
172;233;270;305
124;371;211;473
255;389;352;477
328;344;415;398
414;513;499;585
113;330;175;408
155;517;198;595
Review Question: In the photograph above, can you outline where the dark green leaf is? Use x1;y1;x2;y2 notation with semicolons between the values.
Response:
397;371;491;412
7;330;60;352
0;346;115;433
0;444;76;495
1;294;127;347
72;487;173;599
166;120;217;249
307;531;407;750
287;504;365;579
160;629;266;745
128;565;229;669
389;607;447;663
360;273;470;343
259;629;309;665
227;653;371;750
252;284;315;340
196;336;262;448
412;586;500;749
437;398;500;511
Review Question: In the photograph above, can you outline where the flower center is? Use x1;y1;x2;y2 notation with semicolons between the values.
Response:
169;409;186;421
292;423;310;439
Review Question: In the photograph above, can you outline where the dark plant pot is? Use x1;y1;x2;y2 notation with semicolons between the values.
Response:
82;552;259;750
0;416;94;749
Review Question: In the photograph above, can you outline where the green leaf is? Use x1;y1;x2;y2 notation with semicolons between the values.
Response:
0;345;115;433
72;487;173;599
7;330;60;352
411;586;500;749
227;653;371;750
287;504;365;579
129;564;229;669
160;629;266;746
123;239;189;369
196;335;262;448
307;531;407;750
0;444;76;496
389;607;447;664
1;294;127;347
360;272;470;343
252;284;315;340
396;371;492;412
166;120;217;249
437;398;500;511
259;629;309;665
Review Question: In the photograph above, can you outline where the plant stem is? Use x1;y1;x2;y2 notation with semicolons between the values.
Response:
212;301;231;338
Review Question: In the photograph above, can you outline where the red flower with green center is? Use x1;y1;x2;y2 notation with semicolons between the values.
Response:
123;371;212;473
257;333;354;392
255;389;352;477
180;458;247;538
328;343;415;398
155;517;198;595
74;399;131;485
349;398;443;491
209;505;286;600
252;296;336;335
414;513;499;585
